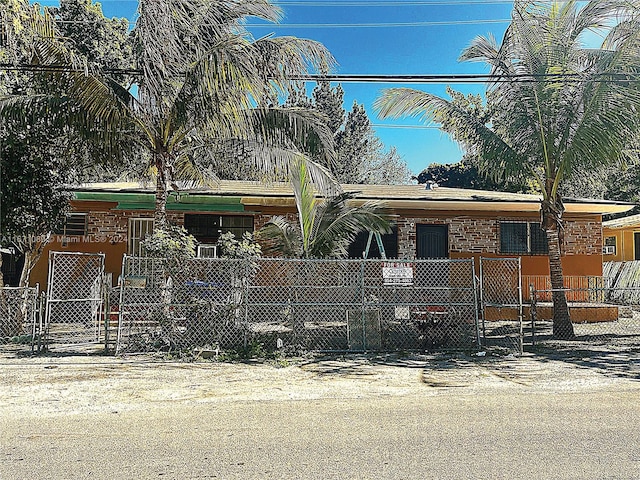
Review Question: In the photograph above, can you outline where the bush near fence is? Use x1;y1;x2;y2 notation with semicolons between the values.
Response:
0;287;39;345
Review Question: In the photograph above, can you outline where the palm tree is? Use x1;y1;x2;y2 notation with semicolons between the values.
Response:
375;0;640;339
258;160;391;258
1;0;337;231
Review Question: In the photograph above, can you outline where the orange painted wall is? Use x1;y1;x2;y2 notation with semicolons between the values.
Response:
450;252;603;277
30;236;127;289
602;228;640;262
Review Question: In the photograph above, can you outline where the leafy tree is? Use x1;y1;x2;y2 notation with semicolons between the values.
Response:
258;160;391;258
0;125;71;286
376;0;640;338
50;0;132;74
416;160;531;192
288;81;411;184
312;82;345;135
415;87;530;192
561;138;640;212
1;0;337;234
0;0;134;287
140;224;196;261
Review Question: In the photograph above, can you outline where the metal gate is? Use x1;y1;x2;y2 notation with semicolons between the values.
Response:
44;252;105;350
479;257;523;352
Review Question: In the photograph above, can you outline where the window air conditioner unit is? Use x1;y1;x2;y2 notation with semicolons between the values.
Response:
603;245;616;255
197;244;218;258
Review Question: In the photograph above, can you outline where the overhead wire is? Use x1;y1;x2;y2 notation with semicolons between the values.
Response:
53;18;512;28
2;65;638;84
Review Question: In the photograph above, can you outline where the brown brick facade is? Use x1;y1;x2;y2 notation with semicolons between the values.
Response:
395;215;600;260
83;208;600;260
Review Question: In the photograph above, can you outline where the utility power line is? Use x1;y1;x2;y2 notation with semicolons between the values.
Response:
273;0;515;4
54;17;511;28
245;19;510;28
371;124;441;129
2;65;638;84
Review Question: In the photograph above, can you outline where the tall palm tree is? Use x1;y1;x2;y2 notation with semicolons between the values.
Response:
258;160;391;258
375;0;640;338
0;0;337;230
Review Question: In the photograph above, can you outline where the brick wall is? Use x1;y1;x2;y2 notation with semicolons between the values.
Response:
86;210;185;247
396;215;600;259
563;219;602;255
84;208;601;259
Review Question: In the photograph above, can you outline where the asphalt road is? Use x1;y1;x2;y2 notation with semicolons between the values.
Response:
2;387;640;479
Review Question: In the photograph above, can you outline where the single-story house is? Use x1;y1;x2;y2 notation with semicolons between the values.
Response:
602;213;640;262
20;181;632;289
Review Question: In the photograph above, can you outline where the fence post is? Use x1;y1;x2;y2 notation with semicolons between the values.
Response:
529;284;537;347
472;258;481;348
115;255;127;355
102;274;110;352
30;285;39;354
478;257;485;346
518;258;523;355
37;291;47;353
360;260;366;352
243;258;249;351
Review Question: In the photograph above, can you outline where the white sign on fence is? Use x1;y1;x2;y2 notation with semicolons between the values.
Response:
382;262;414;286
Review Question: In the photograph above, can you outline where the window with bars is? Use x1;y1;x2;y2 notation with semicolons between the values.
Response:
128;218;154;256
500;221;548;255
184;214;254;244
55;213;87;236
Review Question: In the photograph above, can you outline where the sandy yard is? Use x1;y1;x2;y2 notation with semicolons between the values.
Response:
1;348;639;418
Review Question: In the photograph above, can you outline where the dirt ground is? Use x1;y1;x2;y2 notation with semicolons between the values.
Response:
1;346;639;418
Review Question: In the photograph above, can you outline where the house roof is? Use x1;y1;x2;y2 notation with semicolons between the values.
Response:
73;181;634;215
603;213;640;229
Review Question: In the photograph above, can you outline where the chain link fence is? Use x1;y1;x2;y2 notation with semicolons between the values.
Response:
10;255;640;357
116;257;479;354
479;258;523;351
0;286;40;353
43;252;105;349
523;262;640;347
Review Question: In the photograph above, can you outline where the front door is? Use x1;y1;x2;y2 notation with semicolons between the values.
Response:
416;224;448;259
635;232;640;260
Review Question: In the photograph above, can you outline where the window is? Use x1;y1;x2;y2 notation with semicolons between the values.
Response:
500;222;548;255
128;218;154;256
603;236;617;255
197;244;218;258
347;226;398;259
184;214;253;244
55;213;87;236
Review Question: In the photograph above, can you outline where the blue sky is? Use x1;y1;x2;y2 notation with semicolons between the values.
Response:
41;0;515;175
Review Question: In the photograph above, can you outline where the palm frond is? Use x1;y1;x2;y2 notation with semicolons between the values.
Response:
252;36;336;89
260;160;390;258
258;216;301;258
375;88;521;181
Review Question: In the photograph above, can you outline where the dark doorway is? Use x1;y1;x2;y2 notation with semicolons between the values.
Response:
347;226;398;259
635;232;640;260
1;251;24;286
416;224;448;259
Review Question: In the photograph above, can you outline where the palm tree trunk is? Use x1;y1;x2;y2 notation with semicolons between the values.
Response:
154;153;168;228
545;225;575;339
